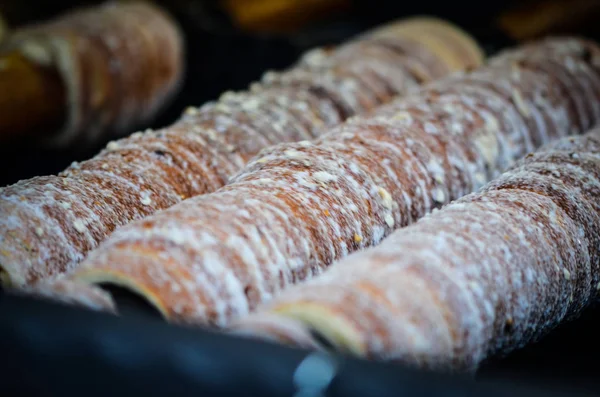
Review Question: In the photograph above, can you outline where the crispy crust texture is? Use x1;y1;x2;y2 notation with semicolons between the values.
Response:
71;37;600;329
258;129;600;372
0;17;483;287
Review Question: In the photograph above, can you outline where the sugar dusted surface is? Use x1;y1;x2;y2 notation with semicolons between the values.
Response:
1;20;459;286
259;129;600;371
72;38;600;329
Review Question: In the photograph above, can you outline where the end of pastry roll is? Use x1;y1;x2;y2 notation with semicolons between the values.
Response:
9;278;117;314
0;39;69;143
0;262;25;289
0;2;184;148
73;267;170;319
0;265;15;288
269;303;367;358
365;15;485;73
262;293;471;372
228;311;326;351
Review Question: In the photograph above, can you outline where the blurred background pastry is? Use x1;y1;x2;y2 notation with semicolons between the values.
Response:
0;2;184;148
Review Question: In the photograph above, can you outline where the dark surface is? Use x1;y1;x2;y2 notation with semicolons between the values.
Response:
478;304;600;391
1;293;598;397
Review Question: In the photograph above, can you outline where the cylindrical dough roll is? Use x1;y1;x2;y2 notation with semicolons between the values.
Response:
0;2;184;147
251;129;600;372
0;16;484;287
71;37;600;327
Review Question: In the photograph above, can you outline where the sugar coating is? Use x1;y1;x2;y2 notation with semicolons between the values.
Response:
258;129;600;372
72;38;600;328
0;18;478;286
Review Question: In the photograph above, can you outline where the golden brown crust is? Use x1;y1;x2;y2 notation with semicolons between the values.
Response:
0;2;184;147
259;128;600;371
71;37;600;329
0;16;482;287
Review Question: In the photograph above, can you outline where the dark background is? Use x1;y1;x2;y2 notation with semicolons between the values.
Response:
1;0;600;394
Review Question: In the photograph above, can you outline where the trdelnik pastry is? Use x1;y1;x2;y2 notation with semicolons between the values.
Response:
0;16;484;287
